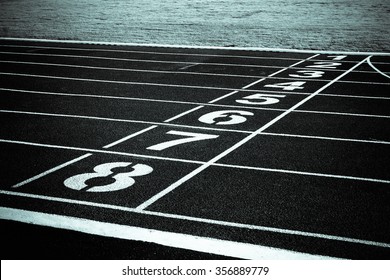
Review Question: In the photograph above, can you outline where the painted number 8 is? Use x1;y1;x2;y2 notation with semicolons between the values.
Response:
64;162;153;192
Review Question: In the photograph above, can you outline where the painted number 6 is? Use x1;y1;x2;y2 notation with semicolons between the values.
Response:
198;110;254;125
64;162;153;192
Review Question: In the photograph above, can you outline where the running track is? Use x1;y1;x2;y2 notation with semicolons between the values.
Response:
0;38;390;259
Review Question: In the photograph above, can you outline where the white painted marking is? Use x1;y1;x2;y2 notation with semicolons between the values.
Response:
178;63;200;70
0;109;253;134
2;45;388;72
164;54;317;123
236;93;286;105
103;126;157;148
0;43;338;62
306;62;342;69
2;37;390;55
11;154;92;188
208;90;241;104
260;132;390;145
3;137;389;185
213;162;390;184
11;125;157;189
0;58;273;79
208;54;318;105
367;56;390;79
198;110;254;125
0;72;249;92
64;162;153;192
0;194;389;249
0;207;338;259
163;106;204;123
136;56;371;210
142;210;390;249
327;55;347;61
0;138;204;165
264;81;306;91
295;109;390;119
0;52;288;71
318;93;390;100
289;70;325;78
147;131;219;151
0;87;289;112
5;86;390;104
5;58;389;85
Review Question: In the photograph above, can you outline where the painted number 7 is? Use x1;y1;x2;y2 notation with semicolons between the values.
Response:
147;130;219;151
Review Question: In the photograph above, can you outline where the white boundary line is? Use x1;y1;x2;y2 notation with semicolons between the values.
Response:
135;56;372;210
1;37;390;55
3;42;390;64
0;192;389;249
0;138;204;166
0;206;338;260
367;56;390;79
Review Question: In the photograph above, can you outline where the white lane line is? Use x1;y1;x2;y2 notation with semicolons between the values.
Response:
0;72;267;93
317;93;390;100
3;56;389;85
135;56;371;211
3;87;390;107
4;42;390;65
1;192;389;249
0;139;204;165
0;207;338;260
103;126;157;148
2;138;389;183
295;109;390;119
11;154;92;188
178;63;201;70
3;50;383;78
367;56;390;79
2;37;390;55
164;106;204;123
0;58;272;80
3;109;390;143
142;210;390;249
260;132;390;145
0;110;253;134
213;162;390;184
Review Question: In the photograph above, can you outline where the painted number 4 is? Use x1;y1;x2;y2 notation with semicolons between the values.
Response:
264;81;305;91
64;162;153;192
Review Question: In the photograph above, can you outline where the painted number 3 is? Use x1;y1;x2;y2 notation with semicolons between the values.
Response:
64;162;153;192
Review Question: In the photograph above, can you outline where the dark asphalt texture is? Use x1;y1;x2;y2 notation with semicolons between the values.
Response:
0;38;389;260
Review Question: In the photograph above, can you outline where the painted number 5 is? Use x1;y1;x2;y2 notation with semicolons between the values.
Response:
236;93;286;105
64;162;153;192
